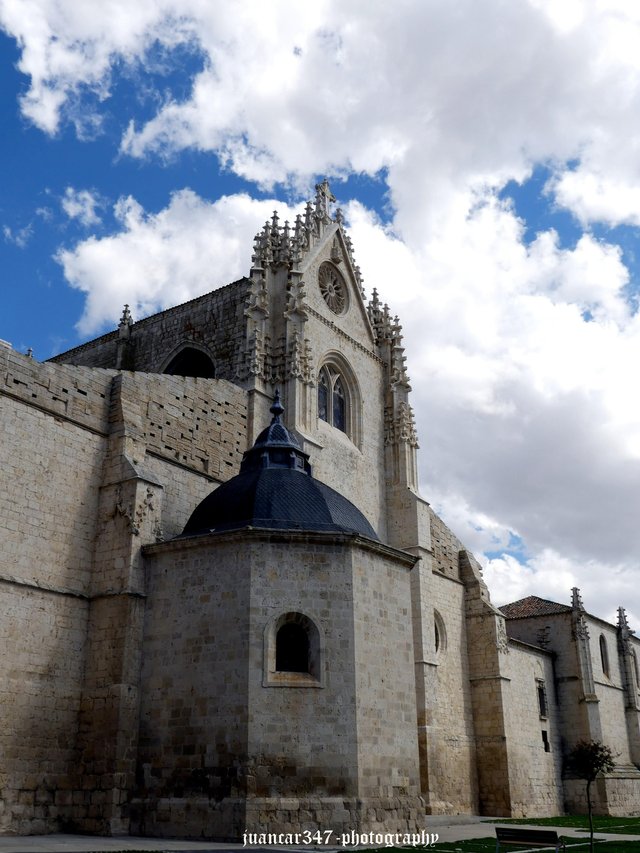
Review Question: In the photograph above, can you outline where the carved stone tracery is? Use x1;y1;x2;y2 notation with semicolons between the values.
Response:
318;262;348;315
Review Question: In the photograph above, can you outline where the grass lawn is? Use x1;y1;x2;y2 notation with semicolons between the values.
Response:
430;840;640;853
492;817;640;835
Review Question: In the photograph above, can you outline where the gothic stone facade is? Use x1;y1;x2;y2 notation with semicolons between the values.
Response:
1;182;640;838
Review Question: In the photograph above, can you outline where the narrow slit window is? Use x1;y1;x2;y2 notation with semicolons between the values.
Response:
600;635;610;678
536;679;548;719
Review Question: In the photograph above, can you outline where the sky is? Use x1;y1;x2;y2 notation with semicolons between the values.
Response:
1;0;639;627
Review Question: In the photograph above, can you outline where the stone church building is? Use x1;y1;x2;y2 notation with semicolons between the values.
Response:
1;181;639;839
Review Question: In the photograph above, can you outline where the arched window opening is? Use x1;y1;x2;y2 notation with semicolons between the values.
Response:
433;610;447;660
264;611;324;688
164;347;215;379
318;365;349;435
276;622;310;673
600;634;610;678
536;679;548;718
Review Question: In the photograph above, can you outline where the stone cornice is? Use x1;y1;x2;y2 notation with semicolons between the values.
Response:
144;526;418;568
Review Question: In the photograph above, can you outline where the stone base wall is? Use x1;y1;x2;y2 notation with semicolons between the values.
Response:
129;795;427;841
564;770;640;816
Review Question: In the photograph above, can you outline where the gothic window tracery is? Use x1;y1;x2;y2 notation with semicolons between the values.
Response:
318;262;348;315
318;366;348;435
316;356;362;448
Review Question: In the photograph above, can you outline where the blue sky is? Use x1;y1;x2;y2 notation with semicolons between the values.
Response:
2;0;640;624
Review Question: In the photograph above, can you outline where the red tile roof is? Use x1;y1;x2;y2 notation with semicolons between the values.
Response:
500;595;572;619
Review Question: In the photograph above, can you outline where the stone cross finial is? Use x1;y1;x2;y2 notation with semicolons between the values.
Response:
315;179;336;220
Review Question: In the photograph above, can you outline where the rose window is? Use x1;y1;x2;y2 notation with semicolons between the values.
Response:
318;263;348;315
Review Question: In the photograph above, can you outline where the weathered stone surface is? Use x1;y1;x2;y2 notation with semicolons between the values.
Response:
2;183;640;840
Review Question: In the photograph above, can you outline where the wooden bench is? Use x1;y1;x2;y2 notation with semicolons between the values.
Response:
495;826;566;853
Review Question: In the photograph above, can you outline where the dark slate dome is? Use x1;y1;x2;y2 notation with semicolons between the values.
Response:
182;392;378;540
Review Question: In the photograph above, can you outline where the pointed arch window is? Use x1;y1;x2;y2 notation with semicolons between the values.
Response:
318;366;348;435
163;345;215;378
600;634;610;678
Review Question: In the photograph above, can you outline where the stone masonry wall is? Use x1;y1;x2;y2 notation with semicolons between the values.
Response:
114;371;248;537
587;618;633;764
502;642;564;816
0;346;113;593
51;280;251;382
429;510;465;580
0;348;248;589
507;612;639;762
0;345;250;835
0;583;88;834
133;535;252;840
351;546;420;806
134;533;423;840
425;572;479;812
0;348;111;834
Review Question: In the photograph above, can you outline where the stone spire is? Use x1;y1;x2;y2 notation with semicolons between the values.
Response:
571;587;599;725
617;607;640;761
571;587;585;612
118;304;133;331
116;304;134;369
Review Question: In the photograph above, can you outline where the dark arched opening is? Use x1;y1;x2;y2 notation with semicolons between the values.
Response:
164;347;215;379
276;622;310;673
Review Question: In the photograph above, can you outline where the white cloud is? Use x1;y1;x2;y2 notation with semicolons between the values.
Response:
3;0;640;240
485;550;640;630
347;189;640;620
56;190;300;335
4;0;640;622
3;222;33;248
550;169;640;228
0;0;199;134
61;187;103;226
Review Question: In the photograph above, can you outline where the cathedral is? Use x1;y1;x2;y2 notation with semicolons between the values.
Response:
1;181;639;840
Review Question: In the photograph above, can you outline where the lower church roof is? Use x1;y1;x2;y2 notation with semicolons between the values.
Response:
500;595;572;619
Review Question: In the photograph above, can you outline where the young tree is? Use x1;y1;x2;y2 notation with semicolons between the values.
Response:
567;740;615;853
